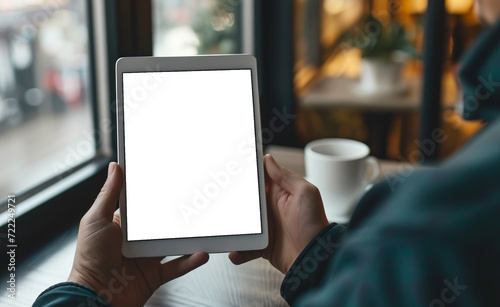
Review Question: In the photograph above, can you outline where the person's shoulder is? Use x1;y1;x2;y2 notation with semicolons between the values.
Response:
444;118;500;169
350;119;500;240
396;118;500;207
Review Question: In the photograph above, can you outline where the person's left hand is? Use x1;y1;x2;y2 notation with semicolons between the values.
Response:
68;162;209;307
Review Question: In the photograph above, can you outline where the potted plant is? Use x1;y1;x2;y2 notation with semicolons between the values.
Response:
345;16;415;95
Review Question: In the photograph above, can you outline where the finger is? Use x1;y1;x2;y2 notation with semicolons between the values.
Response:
228;250;262;265
88;162;123;222
112;209;121;226
263;156;272;192
264;155;304;193
160;252;209;284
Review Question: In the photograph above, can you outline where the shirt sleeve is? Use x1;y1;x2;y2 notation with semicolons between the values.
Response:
280;223;347;305
279;178;392;306
32;282;109;307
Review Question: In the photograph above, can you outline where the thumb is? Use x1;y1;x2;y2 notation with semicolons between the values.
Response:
264;155;302;193
87;162;123;222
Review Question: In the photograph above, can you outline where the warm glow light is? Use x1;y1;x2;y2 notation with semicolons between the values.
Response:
324;0;359;15
408;0;474;14
446;0;474;14
408;0;428;14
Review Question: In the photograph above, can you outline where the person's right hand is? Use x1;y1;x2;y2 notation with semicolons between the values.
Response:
229;155;329;274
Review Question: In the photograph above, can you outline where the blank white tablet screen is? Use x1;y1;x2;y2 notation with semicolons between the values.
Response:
123;70;262;241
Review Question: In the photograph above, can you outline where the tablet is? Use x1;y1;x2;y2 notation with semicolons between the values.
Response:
116;55;268;258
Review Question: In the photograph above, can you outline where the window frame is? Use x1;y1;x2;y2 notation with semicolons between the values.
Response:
0;0;122;265
254;0;297;147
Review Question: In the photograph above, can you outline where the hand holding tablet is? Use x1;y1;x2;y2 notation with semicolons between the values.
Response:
67;162;209;306
116;55;268;257
229;155;330;274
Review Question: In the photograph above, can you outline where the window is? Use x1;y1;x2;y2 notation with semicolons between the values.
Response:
152;0;243;56
0;0;96;203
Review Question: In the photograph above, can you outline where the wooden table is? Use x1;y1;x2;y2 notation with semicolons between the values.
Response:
298;75;459;158
300;76;457;111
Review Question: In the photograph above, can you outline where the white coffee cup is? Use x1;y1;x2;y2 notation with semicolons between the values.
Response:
305;139;380;224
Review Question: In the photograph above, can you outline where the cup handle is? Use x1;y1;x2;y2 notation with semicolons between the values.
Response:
365;156;380;184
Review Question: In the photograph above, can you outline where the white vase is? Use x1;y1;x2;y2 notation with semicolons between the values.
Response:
358;58;404;95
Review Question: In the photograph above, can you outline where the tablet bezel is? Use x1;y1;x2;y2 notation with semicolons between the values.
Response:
116;55;268;258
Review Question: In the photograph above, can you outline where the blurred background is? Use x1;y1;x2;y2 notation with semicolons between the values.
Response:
293;0;484;160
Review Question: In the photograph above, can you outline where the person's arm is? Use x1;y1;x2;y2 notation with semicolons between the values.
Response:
33;163;209;307
244;154;498;306
280;222;346;305
278;166;399;305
